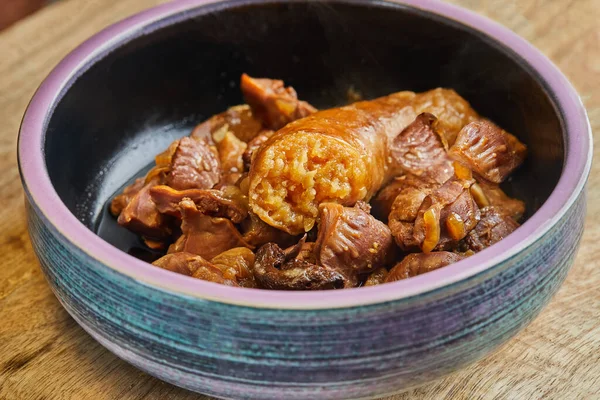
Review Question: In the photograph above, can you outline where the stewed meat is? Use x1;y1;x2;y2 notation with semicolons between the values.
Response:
449;120;527;183
465;206;520;252
166;136;221;190
241;73;317;130
168;198;252;260
252;242;346;290
152;252;238;286
150;184;248;223
386;252;466;282
315;202;397;286
111;74;528;290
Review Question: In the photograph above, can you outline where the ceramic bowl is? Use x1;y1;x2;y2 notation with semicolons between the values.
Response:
18;0;592;398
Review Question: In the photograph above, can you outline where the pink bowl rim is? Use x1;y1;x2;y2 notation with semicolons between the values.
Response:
18;0;592;310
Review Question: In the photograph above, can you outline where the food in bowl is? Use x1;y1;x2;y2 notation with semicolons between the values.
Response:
19;0;590;397
109;73;527;290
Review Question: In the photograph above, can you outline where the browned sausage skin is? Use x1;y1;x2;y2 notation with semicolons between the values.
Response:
248;89;492;235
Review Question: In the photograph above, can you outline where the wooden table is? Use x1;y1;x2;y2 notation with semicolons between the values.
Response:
1;0;598;398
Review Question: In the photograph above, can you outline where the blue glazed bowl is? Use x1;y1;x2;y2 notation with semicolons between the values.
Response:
18;0;592;398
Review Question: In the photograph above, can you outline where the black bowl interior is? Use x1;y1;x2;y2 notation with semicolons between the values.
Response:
44;0;564;256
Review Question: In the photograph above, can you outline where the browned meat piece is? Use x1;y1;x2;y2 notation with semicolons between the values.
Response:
156;137;182;166
111;138;183;217
386;252;466;282
449;120;527;183
409;88;480;146
252;242;346;290
214;130;247;175
465;206;520;252
153;251;213;275
143;138;182;184
211;247;257;288
110;177;145;217
372;173;441;221
153;252;239;286
389;166;480;253
387;181;438;251
242;130;274;171
240;211;298;248
363;267;389;287
190;104;264;143
413;176;480;252
192;265;238;286
389;113;454;180
470;179;525;221
240;73;317;130
315;203;397;286
150;185;248;223
166;136;221;190
117;178;171;239
168;199;252;260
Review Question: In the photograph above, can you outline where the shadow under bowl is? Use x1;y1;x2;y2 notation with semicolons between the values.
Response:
18;0;592;398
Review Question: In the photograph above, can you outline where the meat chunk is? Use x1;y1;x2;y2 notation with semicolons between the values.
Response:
240;73;317;130
214;130;247;175
240;212;298;248
143;138;185;184
465;206;520;252
117;178;171;239
386;252;466;282
166;137;221;190
152;252;238;285
372;173;440;221
449;120;527;183
387;182;438;251
389;167;480;253
409;88;480;146
110;139;182;217
110;177;145;217
113;133;221;219
252;242;346;290
150;185;248;223
363;267;389;287
211;247;257;288
169;198;252;260
315;202;397;286
413;177;480;252
242;130;274;170
470;179;525;221
389;113;454;180
153;251;213;275
190;104;264;143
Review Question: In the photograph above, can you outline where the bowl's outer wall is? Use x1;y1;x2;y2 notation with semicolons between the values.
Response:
44;0;563;234
26;187;586;399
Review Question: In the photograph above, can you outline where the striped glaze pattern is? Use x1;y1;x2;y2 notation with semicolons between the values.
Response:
26;187;586;399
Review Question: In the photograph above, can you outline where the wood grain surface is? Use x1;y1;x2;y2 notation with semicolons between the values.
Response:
0;0;598;399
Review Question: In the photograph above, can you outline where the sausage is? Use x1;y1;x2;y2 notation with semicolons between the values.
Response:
248;90;480;235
